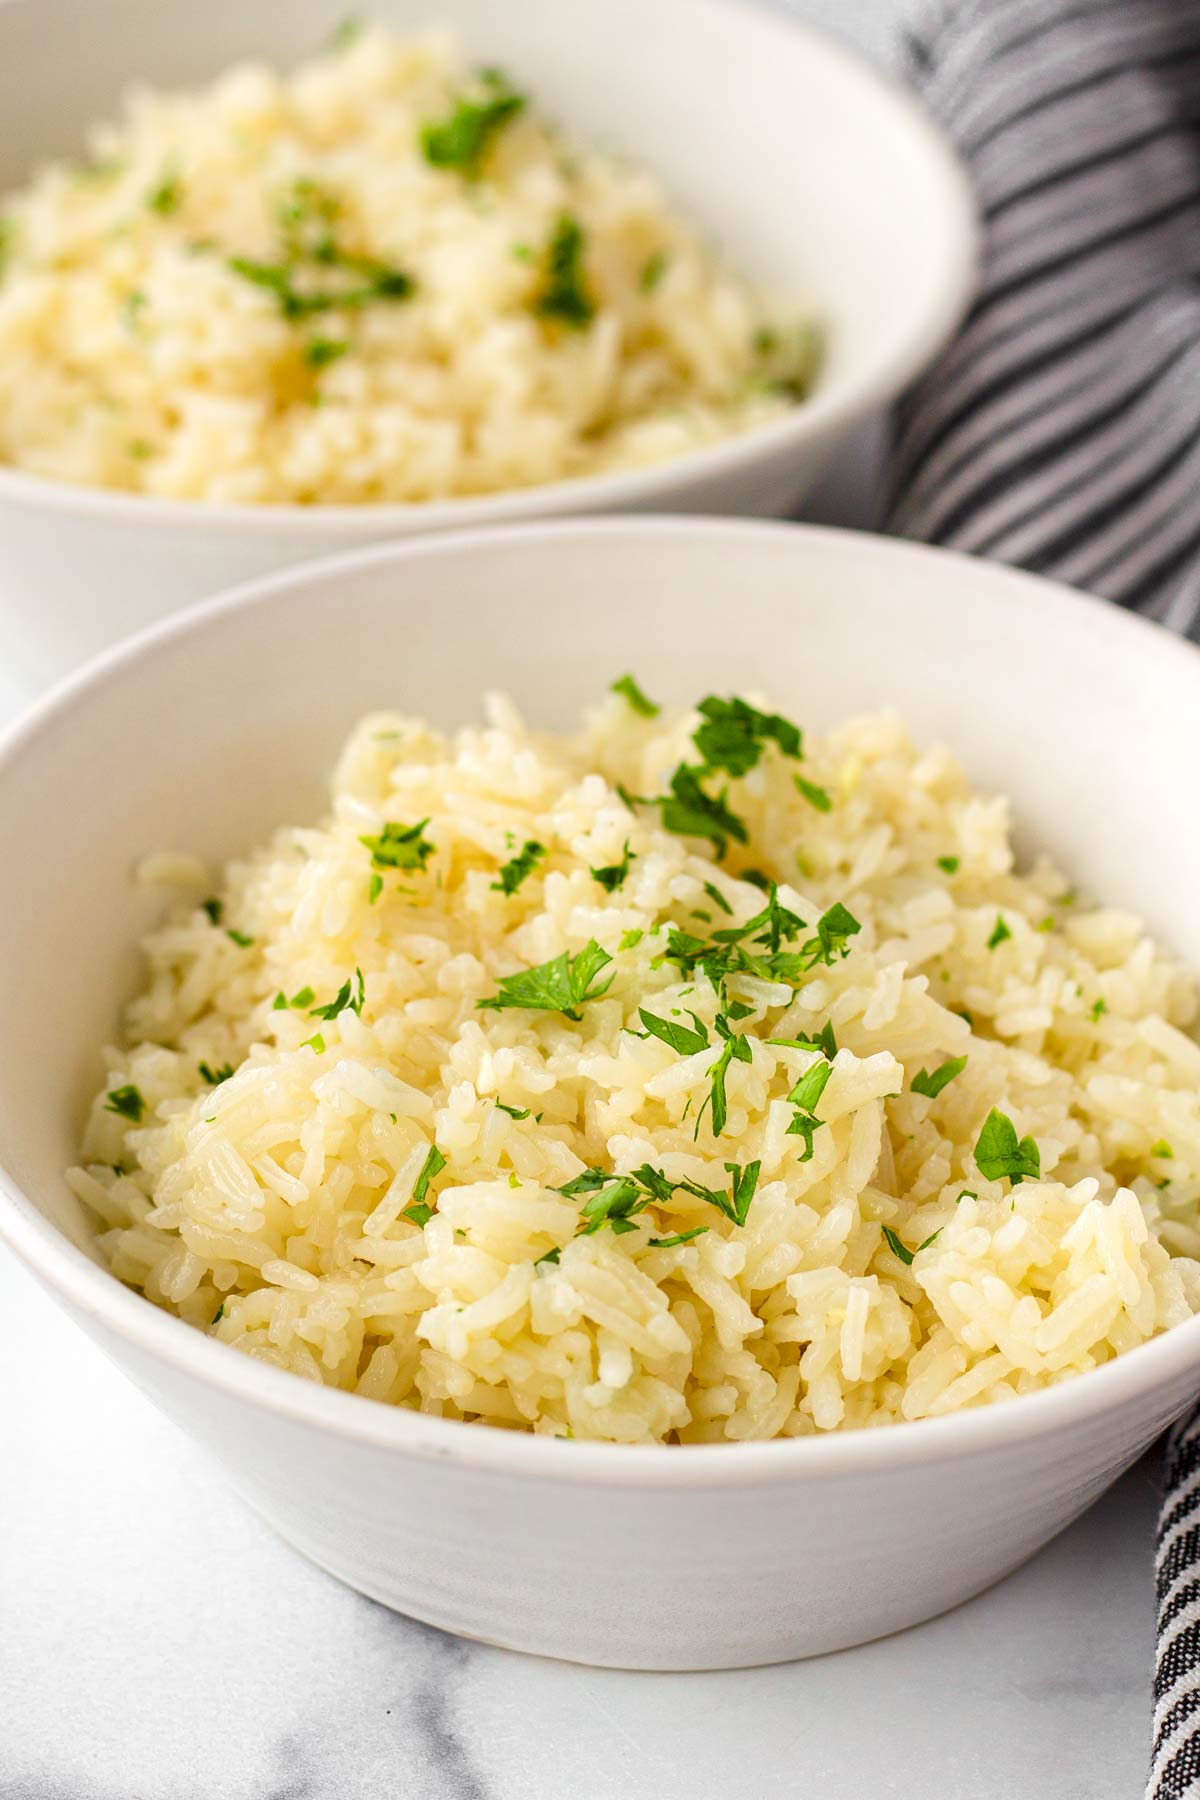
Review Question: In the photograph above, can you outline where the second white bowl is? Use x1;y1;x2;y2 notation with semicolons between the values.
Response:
0;0;977;684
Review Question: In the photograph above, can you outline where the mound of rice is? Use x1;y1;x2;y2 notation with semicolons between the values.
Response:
70;686;1200;1442
0;26;813;505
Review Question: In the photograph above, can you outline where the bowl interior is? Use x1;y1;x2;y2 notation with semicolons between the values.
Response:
0;0;973;412
0;519;1198;1280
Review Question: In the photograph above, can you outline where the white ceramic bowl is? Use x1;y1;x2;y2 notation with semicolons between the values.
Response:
4;518;1195;1672
0;0;977;686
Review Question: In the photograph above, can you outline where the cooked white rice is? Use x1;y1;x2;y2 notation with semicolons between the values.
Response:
0;25;813;505
71;686;1200;1443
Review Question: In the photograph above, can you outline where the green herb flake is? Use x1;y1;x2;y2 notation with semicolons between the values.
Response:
936;856;960;875
692;694;803;779
647;1227;709;1248
702;881;733;916
309;967;366;1022
495;1101;531;1120
1091;997;1108;1019
956;1189;978;1204
1151;1140;1174;1159
531;213;595;330
804;901;861;968
911;1055;968;1100
402;1201;433;1227
618;928;644;951
211;1302;225;1324
881;1224;942;1266
677;1159;761;1228
492;838;546;895
974;1107;1041;1186
420;71;526;177
640;250;669;293
610;673;660;717
301;1033;326;1054
359;818;435;872
202;897;223;925
198;1061;234;1087
987;915;1012;951
794;774;832;813
638;1008;709;1056
304;335;349;369
146;167;183;216
477;940;614;1019
657;763;748;859
534;1246;561;1267
226;929;255;948
368;872;383;905
104;1084;145;1123
409;1145;446;1216
590;839;635;894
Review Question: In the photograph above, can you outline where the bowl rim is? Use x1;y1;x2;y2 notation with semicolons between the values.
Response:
1;513;1200;1487
0;2;980;533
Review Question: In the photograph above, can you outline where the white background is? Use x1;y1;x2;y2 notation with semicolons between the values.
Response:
0;4;1158;1797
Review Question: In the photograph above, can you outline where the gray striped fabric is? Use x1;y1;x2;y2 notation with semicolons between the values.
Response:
886;4;1200;1794
888;0;1200;640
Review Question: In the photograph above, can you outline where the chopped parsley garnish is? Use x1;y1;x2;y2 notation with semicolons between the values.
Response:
618;928;644;951
794;774;832;813
638;1008;709;1056
202;897;223;925
359;818;435;872
640;250;669;292
1091;997;1108;1019
146;167;183;216
272;986;315;1011
301;1033;326;1053
198;1061;234;1087
531;213;595;330
1152;1140;1174;1159
703;881;733;916
492;839;546;895
657;763;748;859
957;1189;978;1204
770;1019;837;1060
368;872;384;905
211;1302;225;1324
610;673;660;718
403;1146;446;1224
226;929;255;947
677;1160;762;1228
104;1084;145;1123
881;1224;941;1266
911;1056;968;1100
785;1057;833;1160
987;915;1012;950
712;883;805;955
647;1227;708;1247
703;1018;754;1137
936;856;960;875
495;1101;530;1119
974;1107;1040;1185
304;335;349;369
309;967;366;1022
535;1246;561;1267
692;695;803;779
477;940;614;1019
590;840;635;893
420;71;525;177
802;902;862;968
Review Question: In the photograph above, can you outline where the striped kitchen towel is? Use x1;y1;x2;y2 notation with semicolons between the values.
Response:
885;3;1200;1793
887;0;1200;640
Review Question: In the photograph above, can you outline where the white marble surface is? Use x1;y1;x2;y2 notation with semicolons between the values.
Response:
0;3;1159;1796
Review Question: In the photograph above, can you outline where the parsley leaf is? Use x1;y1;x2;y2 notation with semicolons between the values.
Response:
712;883;805;954
911;1055;968;1100
532;214;595;330
359;818;435;872
794;774;832;813
692;695;803;778
658;763;748;858
477;940;615;1019
304;335;349;369
273;985;315;1011
987;915;1012;950
198;1061;234;1087
226;929;255;947
801;902;861;968
769;1019;837;1059
308;967;366;1022
638;1008;709;1055
677;1159;761;1227
611;673;659;717
202;897;223;925
1151;1139;1174;1159
404;1145;446;1223
703;881;733;916
618;928;644;951
788;1058;833;1114
368;872;383;905
936;856;960;875
1091;997;1108;1020
104;1084;145;1123
301;1033;326;1053
640;250;669;292
146;167;183;216
492;839;546;895
974;1107;1041;1185
590;839;635;893
495;1101;530;1119
420;72;525;177
704;1022;753;1137
881;1224;942;1266
647;1227;708;1247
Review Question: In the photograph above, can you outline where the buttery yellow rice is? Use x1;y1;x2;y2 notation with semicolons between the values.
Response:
0;25;814;504
70;686;1200;1442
